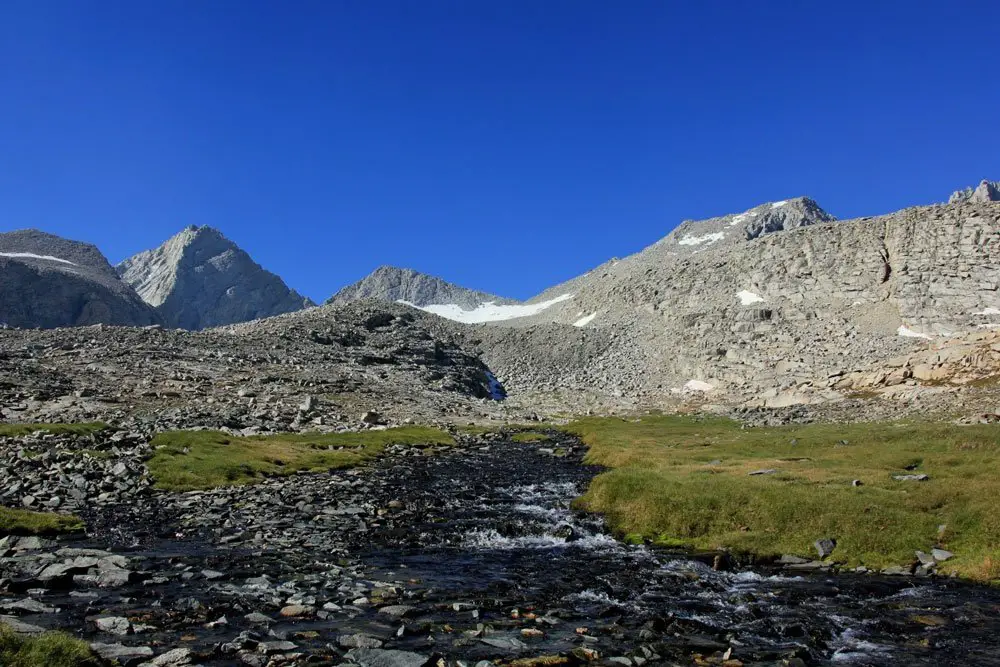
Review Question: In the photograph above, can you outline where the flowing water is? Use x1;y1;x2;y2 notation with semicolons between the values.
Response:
10;432;1000;665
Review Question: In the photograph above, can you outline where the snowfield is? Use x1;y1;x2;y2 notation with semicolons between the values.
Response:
737;290;765;305
0;252;75;265
897;325;933;340
398;294;573;324
678;231;725;246
682;380;714;392
573;312;597;327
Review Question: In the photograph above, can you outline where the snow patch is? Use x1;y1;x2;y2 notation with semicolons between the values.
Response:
398;294;573;324
729;213;748;226
972;307;1000;316
678;231;725;247
683;380;714;392
897;325;932;340
737;290;765;305
0;252;75;265
573;312;597;327
771;200;788;209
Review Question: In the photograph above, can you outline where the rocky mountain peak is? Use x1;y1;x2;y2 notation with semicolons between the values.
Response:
949;179;1000;204
327;265;518;310
117;226;314;330
658;196;837;253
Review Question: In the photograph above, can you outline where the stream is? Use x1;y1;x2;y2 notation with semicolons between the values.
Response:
3;432;1000;665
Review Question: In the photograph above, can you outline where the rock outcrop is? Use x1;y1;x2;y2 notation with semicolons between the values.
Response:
118;226;314;330
0;229;161;329
949;179;1000;204
327;265;517;310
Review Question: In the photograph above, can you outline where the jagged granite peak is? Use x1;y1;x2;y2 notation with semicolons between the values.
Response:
0;228;161;328
117;225;314;330
658;197;838;253
949;179;1000;204
327;265;518;310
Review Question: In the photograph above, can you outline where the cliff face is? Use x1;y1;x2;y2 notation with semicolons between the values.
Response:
118;226;314;330
0;229;160;329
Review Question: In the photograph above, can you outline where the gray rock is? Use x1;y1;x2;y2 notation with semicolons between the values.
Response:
932;548;954;562
0;615;45;634
90;643;155;662
139;648;194;667
814;538;837;559
96;616;132;635
915;550;937;566
346;648;430;667
892;474;929;482
338;633;385;649
479;636;528;651
377;604;416;618
748;469;777;476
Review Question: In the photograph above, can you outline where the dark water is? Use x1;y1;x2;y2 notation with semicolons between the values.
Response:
342;434;1000;666
9;433;1000;665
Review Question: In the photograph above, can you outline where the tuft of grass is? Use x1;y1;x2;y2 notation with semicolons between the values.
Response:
512;431;551;443
565;415;1000;581
0;627;97;667
0;423;107;438
0;507;84;536
148;426;454;491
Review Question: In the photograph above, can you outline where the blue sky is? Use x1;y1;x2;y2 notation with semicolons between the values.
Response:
1;1;998;302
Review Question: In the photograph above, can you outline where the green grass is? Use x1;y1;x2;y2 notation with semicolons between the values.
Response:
0;507;84;536
512;431;552;443
0;627;97;667
565;415;1000;581
148;426;454;491
0;423;107;438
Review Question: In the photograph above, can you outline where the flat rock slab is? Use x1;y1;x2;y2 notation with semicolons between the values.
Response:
347;648;430;667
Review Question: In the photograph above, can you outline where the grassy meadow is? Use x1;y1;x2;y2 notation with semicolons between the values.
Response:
147;426;454;490
565;415;1000;581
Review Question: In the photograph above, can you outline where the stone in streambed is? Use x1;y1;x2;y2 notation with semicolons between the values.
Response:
347;648;429;667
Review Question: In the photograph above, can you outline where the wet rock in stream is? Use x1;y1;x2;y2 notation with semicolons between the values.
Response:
2;432;1000;665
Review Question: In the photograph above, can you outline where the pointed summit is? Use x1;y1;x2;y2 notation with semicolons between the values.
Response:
118;226;314;330
327;265;517;310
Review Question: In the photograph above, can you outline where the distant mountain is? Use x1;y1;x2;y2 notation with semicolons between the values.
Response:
328;265;520;319
0;229;161;329
117;225;314;330
949;179;1000;204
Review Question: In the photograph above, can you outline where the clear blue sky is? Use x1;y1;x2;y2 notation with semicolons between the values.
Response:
2;1;997;302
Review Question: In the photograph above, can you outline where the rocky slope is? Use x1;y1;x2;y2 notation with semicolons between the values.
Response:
0;301;507;430
117;226;314;330
328;265;517;310
0;229;161;329
461;193;1000;410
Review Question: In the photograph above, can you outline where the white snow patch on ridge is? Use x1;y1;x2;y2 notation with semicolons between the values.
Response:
678;232;725;246
398;294;573;324
771;200;788;209
683;380;714;392
897;325;932;340
573;312;597;327
972;307;1000;316
737;290;765;305
0;252;76;265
